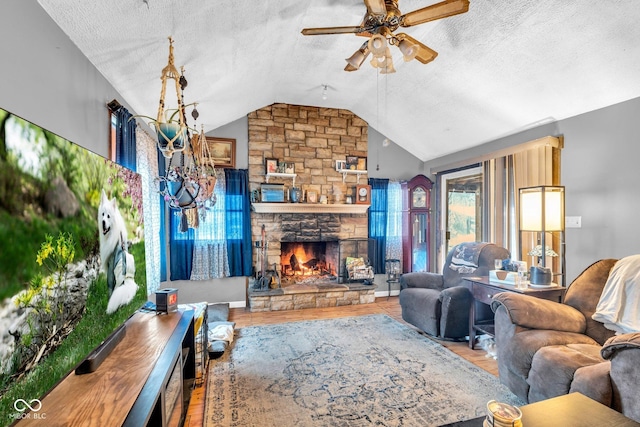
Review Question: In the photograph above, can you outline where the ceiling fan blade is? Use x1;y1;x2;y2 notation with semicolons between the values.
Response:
397;33;438;64
401;0;470;28
364;0;387;16
301;26;366;36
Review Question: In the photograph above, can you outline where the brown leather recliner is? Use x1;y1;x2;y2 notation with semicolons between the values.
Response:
492;259;640;422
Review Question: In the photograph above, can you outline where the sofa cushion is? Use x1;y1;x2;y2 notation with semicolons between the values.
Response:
505;330;600;380
528;344;605;402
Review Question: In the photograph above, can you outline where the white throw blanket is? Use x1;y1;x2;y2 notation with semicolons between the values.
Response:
209;324;234;343
592;254;640;334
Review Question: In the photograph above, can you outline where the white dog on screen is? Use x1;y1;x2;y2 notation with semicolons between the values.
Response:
98;190;137;314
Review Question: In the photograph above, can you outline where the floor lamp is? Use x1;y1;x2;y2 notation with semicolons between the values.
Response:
519;186;565;285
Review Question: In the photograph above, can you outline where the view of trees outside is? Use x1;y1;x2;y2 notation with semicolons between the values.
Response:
447;190;480;252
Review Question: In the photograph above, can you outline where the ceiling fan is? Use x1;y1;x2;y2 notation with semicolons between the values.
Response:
301;0;470;73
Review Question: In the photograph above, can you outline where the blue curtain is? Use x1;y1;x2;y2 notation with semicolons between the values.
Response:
169;208;195;280
115;107;137;171
369;178;389;274
225;169;253;276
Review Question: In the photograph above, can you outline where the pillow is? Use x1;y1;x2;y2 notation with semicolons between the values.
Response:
207;321;236;360
207;303;230;322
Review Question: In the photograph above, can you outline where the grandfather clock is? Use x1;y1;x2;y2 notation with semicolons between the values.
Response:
402;175;433;273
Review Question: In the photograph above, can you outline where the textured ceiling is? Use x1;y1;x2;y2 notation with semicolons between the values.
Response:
37;0;640;161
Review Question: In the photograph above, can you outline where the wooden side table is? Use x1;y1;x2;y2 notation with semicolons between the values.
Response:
463;276;566;349
438;392;640;426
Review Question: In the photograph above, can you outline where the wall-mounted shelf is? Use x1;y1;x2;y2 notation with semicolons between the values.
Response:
265;172;296;186
336;169;368;183
252;202;369;214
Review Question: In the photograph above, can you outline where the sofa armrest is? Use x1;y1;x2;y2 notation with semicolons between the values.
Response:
438;286;473;339
600;332;640;422
491;292;586;334
400;272;444;291
601;332;640;359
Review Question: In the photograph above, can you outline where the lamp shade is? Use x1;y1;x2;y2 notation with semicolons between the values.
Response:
519;186;565;232
398;39;419;62
368;34;387;56
345;47;369;69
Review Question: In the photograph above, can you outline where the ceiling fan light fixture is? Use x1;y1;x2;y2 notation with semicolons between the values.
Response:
379;61;396;74
368;34;387;56
398;39;419;62
370;55;385;68
345;49;368;69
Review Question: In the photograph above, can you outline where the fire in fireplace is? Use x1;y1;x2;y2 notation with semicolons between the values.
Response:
280;241;339;286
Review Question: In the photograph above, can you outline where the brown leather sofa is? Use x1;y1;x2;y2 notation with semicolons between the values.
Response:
491;259;640;422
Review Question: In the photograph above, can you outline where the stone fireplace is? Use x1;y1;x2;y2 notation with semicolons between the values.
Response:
248;103;370;286
246;103;375;310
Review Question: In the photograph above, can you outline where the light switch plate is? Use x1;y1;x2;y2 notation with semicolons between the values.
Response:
566;216;582;228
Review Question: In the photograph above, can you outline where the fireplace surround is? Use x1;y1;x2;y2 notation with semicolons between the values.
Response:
247;103;373;311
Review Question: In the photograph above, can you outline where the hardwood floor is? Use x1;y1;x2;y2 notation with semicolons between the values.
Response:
184;296;498;426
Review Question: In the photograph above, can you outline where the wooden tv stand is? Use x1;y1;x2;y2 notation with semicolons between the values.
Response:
16;309;195;427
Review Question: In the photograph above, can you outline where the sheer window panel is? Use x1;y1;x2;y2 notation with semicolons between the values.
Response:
385;181;403;271
191;169;230;280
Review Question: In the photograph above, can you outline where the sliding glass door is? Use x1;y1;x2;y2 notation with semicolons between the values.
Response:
440;167;483;261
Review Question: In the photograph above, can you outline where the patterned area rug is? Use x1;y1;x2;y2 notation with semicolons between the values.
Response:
204;315;523;426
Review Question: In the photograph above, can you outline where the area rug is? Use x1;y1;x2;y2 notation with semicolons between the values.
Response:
204;315;523;427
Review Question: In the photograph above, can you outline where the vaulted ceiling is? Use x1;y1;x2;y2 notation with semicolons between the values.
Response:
38;0;640;162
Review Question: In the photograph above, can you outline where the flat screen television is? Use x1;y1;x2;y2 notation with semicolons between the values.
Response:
0;107;147;425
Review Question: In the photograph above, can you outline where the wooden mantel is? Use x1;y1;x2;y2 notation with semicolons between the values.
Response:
252;203;369;214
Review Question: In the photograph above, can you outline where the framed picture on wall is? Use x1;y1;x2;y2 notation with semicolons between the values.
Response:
265;158;278;174
357;157;367;171
346;156;358;170
205;137;236;168
284;162;295;174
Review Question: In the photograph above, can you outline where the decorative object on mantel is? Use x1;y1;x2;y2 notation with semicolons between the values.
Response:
260;183;285;203
356;184;371;204
132;37;217;231
301;0;470;73
289;187;302;203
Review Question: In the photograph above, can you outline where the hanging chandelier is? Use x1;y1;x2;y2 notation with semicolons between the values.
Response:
135;37;217;231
